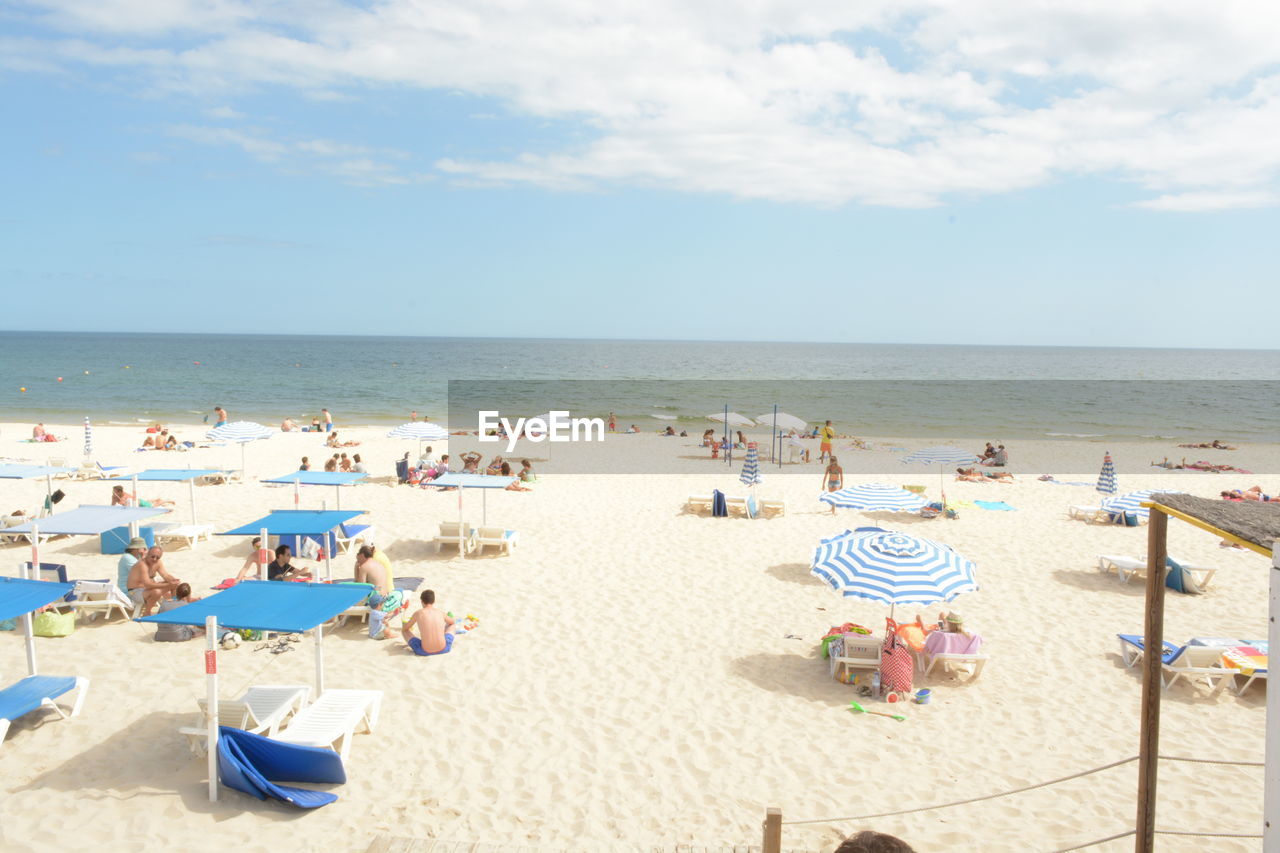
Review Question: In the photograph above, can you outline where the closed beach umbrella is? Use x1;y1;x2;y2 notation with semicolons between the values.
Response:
819;483;927;512
739;442;762;488
1096;452;1118;495
1100;489;1176;520
811;529;978;617
206;421;274;477
387;421;448;456
83;417;92;461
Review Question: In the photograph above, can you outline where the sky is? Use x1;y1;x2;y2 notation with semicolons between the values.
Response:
2;0;1279;348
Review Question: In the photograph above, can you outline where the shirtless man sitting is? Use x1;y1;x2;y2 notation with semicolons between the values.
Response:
127;546;182;615
401;589;455;656
354;545;391;595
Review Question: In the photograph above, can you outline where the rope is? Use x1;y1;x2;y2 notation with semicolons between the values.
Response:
1155;829;1264;838
1159;754;1264;767
780;756;1139;825
1050;829;1135;852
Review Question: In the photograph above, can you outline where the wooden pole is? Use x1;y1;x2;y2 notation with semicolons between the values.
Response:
1135;509;1168;853
762;807;782;853
1264;540;1280;845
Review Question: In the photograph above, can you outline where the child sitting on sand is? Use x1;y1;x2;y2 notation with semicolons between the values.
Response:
401;589;455;656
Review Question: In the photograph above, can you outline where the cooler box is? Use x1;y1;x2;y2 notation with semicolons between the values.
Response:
100;525;155;555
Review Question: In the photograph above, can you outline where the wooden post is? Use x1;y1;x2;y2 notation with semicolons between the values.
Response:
762;806;782;853
1264;540;1280;846
1135;509;1168;853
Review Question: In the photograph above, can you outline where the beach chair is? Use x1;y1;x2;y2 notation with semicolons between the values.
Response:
685;495;713;513
1115;635;1236;696
759;498;786;517
921;631;988;681
474;526;518;556
1098;555;1216;589
47;458;71;478
200;470;240;485
333;523;374;554
1068;505;1107;523
0;675;90;745
217;727;345;808
180;685;311;755
433;522;475;554
152;523;215;550
66;580;134;622
724;496;750;517
1116;634;1181;669
828;634;882;683
275;689;381;761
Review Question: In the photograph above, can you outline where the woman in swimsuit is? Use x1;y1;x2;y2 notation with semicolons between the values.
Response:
823;457;843;514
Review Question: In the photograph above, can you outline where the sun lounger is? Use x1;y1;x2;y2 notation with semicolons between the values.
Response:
474;526;518;556
0;675;90;745
1098;555;1216;589
828;634;882;683
1115;635;1236;696
333;523;374;554
1068;505;1107;522
758;498;786;517
433;521;475;554
217;726;345;808
200;469;241;485
685;495;713;512
152;523;215;550
75;460;128;480
921;631;988;681
66;580;135;621
275;689;381;761
181;685;310;755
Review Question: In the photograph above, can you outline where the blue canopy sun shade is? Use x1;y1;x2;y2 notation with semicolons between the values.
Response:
219;510;367;537
430;473;517;489
0;464;76;479
137;580;371;633
0;505;170;536
0;576;75;622
112;469;221;481
261;472;367;486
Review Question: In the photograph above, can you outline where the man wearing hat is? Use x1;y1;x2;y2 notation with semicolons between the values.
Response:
117;537;147;595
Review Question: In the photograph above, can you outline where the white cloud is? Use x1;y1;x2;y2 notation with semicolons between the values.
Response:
1132;190;1280;212
10;0;1280;208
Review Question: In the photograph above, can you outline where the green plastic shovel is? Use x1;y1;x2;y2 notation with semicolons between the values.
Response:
848;700;906;722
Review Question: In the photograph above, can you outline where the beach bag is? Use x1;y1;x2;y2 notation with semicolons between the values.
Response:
879;621;913;694
33;610;75;637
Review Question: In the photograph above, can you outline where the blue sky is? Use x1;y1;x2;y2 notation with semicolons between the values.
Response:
2;1;1279;347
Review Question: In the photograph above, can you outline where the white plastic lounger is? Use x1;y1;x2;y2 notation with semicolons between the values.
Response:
334;523;375;554
685;495;713;512
1068;505;1107;522
66;581;134;622
433;522;475;554
0;675;89;745
474;527;518;556
828;634;882;683
759;498;786;517
275;689;382;761
181;684;310;755
1099;554;1216;589
152;523;215;550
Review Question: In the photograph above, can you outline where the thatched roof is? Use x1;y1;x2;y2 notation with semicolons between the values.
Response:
1149;493;1280;554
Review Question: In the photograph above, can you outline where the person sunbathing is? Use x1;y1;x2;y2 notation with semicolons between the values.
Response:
127;546;181;616
1224;486;1271;501
354;545;391;595
956;467;1013;482
32;424;46;440
111;484;175;508
235;537;266;581
702;429;716;447
326;431;359;448
281;418;297;432
485;455;505;475
141;435;157;449
1152;457;1186;469
324;454;338;472
500;461;530;490
339;453;352;472
518;459;536;482
460;451;482;473
1179;440;1237;450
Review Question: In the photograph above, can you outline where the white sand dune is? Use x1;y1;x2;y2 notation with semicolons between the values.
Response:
0;423;1273;852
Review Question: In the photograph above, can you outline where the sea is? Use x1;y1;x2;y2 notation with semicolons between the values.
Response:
1;332;1278;442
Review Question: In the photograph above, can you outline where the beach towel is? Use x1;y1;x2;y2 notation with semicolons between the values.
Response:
1164;558;1203;595
974;500;1016;511
711;490;727;518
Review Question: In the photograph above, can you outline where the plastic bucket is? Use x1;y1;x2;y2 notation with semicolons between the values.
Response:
914;688;932;705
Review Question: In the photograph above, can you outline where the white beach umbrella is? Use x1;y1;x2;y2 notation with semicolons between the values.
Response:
206;421;274;477
820;484;927;513
387;421;448;456
756;412;807;432
707;412;755;428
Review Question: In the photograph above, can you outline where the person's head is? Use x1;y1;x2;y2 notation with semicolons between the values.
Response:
356;545;374;561
353;454;361;463
175;582;191;600
500;461;512;475
420;589;435;606
301;456;308;463
251;537;261;548
341;452;348;459
126;536;146;555
215;405;223;412
112;485;124;496
275;544;291;561
997;444;1004;450
829;456;838;465
826;420;832;426
833;830;915;853
145;546;164;562
424;446;432;455
521;459;530;468
441;454;449;463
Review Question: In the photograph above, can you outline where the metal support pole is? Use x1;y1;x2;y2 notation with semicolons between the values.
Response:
1265;540;1280;845
206;614;219;802
258;526;270;581
1135;509;1168;853
20;553;37;677
314;621;325;696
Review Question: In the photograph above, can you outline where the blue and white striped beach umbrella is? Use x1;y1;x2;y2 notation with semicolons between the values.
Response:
206;421;274;476
819;483;926;512
900;446;980;467
739;443;762;487
387;422;448;441
1100;489;1176;519
811;529;978;608
1096;452;1118;495
83;417;92;460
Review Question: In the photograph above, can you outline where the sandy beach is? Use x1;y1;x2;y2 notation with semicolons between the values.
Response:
1;421;1275;852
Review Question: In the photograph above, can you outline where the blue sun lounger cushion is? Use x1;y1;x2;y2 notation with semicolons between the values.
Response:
217;726;345;808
